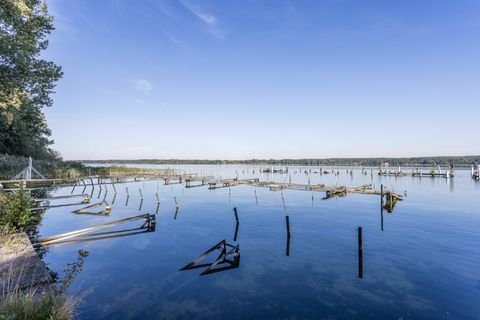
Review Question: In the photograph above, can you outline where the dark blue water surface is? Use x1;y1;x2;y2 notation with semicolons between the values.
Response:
38;165;480;319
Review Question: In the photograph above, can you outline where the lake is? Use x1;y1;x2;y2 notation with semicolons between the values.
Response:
37;165;480;319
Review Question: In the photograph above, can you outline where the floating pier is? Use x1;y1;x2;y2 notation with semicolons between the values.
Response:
378;165;454;178
208;178;259;189
261;167;288;174
33;193;91;209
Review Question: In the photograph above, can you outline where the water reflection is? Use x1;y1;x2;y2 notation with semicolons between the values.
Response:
36;166;480;319
180;240;240;276
233;223;239;242
37;214;156;247
286;234;291;257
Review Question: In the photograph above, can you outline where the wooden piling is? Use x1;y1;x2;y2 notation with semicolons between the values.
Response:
380;184;384;209
380;184;384;231
286;215;291;256
233;207;239;224
358;227;363;279
286;215;291;238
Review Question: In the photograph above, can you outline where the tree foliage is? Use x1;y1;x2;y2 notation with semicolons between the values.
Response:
0;0;62;159
84;156;480;167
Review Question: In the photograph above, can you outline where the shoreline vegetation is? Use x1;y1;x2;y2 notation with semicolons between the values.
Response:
0;191;79;320
81;155;480;167
0;155;171;180
2;154;479;182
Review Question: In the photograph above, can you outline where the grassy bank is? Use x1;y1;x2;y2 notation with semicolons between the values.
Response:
0;192;79;319
0;278;76;320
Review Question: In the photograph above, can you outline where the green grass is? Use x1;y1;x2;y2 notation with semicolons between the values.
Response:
0;290;76;320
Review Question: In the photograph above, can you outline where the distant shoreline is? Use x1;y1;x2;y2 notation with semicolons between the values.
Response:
79;156;480;167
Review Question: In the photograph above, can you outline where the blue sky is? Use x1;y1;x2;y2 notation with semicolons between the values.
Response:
44;0;480;160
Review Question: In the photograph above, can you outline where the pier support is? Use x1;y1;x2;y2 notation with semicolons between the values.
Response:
358;227;363;279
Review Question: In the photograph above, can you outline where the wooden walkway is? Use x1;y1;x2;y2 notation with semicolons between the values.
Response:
0;233;53;294
378;170;453;178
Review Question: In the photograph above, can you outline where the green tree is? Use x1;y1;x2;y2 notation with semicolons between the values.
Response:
0;0;62;159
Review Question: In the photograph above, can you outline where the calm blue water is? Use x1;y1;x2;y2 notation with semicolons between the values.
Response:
38;165;480;319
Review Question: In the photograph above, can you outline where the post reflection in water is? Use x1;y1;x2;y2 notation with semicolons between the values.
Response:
233;222;239;242
37;214;156;247
180;240;240;276
286;233;291;257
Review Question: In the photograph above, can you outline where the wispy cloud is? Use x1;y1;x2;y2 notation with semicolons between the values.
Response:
133;79;152;94
179;1;225;39
132;99;148;105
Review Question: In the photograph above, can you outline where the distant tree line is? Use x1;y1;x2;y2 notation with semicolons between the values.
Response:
0;0;62;160
83;156;480;167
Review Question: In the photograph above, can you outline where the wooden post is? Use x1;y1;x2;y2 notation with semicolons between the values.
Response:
380;184;384;231
233;207;239;224
286;215;291;238
380;184;384;208
286;215;291;256
358;227;363;279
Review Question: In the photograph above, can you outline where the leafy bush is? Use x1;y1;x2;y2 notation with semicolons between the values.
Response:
0;191;39;234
